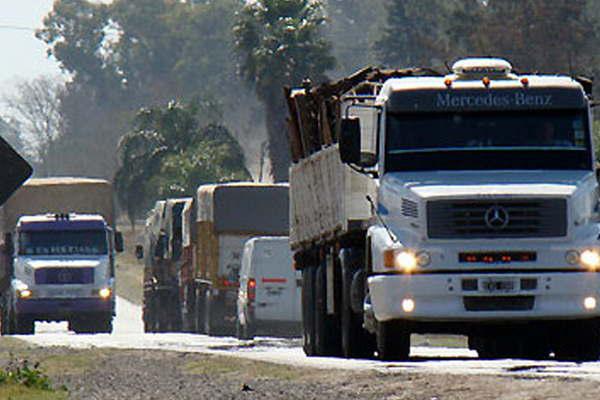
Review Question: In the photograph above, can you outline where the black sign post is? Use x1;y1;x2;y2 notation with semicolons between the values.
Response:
0;135;32;206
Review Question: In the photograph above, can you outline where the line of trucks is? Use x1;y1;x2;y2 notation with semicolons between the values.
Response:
139;183;300;338
138;57;600;361
4;57;594;362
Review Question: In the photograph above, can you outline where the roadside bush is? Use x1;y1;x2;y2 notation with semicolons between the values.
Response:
0;356;53;391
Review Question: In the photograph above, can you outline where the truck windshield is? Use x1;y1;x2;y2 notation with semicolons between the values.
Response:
385;110;592;171
18;230;108;256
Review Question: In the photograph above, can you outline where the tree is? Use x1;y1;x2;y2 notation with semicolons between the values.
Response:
233;0;335;181
36;0;268;181
0;117;26;158
114;100;250;226
324;0;386;76
449;0;599;74
375;0;457;68
3;76;66;176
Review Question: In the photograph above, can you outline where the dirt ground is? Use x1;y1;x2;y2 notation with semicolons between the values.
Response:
0;337;595;400
115;223;144;305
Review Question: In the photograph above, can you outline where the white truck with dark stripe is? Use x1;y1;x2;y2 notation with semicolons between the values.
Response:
286;58;600;361
0;178;122;334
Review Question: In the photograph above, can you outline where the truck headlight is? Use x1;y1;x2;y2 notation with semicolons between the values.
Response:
580;249;600;270
17;288;32;299
383;249;430;273
98;287;112;299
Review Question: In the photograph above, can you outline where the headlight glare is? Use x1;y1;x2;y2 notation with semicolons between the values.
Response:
18;289;32;299
98;287;112;299
580;249;600;270
383;249;420;273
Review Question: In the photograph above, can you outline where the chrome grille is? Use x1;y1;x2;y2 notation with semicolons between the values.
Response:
401;198;418;218
427;198;567;239
35;268;94;285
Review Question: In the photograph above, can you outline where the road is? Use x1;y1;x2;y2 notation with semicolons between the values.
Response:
16;296;600;382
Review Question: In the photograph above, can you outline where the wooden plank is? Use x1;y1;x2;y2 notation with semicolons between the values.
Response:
284;86;305;161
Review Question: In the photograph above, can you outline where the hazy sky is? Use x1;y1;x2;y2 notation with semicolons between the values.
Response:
0;0;61;98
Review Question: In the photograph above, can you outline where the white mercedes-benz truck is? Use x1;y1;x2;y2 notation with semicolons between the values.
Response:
286;58;600;361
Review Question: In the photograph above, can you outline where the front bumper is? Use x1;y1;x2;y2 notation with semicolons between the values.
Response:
16;297;114;319
368;272;600;322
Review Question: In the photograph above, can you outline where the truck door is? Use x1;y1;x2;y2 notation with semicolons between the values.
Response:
254;242;295;322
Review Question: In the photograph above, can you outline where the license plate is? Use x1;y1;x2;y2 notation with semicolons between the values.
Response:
480;278;516;293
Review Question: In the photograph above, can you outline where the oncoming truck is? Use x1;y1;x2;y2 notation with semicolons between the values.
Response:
0;178;122;334
286;58;600;361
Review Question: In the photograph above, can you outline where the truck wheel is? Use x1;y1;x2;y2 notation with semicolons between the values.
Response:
183;284;196;333
2;306;17;335
376;320;410;361
314;264;340;356
94;316;113;334
554;321;600;361
204;290;214;335
301;267;316;356
143;291;155;333
195;288;206;334
236;314;254;340
13;314;34;335
341;265;374;358
1;306;12;335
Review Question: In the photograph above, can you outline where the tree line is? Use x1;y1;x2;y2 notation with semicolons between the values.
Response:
2;0;600;222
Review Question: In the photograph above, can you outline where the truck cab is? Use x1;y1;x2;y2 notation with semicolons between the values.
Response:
4;213;120;334
360;58;600;360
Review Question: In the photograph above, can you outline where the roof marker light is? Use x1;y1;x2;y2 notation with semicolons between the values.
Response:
444;78;452;88
521;77;529;87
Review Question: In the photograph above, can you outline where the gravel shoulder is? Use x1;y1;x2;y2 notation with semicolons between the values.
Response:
0;337;596;400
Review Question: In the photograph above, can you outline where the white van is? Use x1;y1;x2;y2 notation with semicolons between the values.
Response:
236;237;301;339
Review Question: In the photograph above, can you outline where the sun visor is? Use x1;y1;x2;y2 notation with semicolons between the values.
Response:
387;88;587;113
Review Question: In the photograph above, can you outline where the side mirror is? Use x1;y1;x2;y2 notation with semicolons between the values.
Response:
115;231;124;253
4;233;14;256
135;244;144;260
339;117;361;164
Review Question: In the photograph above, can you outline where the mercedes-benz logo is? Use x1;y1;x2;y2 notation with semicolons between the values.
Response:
57;270;72;283
484;205;510;230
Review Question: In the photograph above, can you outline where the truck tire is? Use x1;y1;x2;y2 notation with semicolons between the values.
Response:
195;288;206;334
376;320;410;361
314;264;340;356
341;264;374;358
554;320;600;361
1;305;13;335
13;314;34;335
204;290;216;336
143;291;155;333
183;284;196;333
236;313;255;340
301;267;316;356
168;290;182;332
